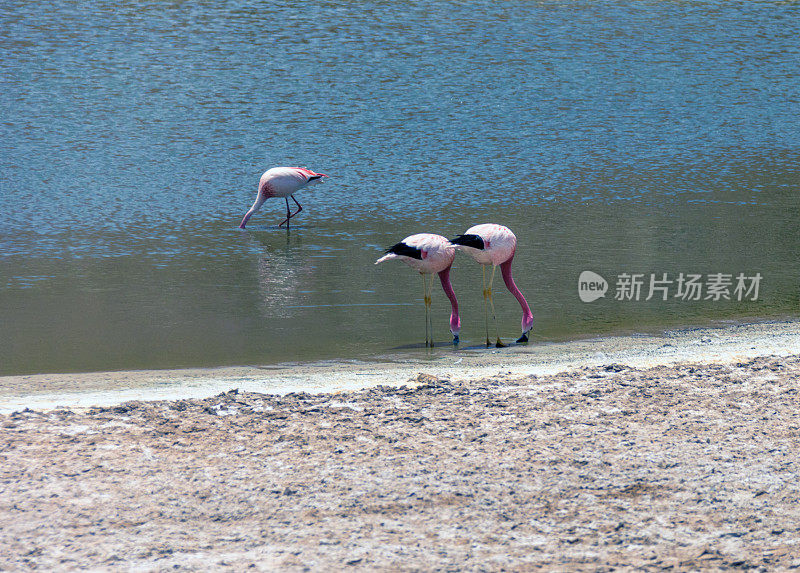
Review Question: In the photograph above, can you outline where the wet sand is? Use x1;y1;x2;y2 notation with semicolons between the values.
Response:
1;322;800;570
2;320;799;413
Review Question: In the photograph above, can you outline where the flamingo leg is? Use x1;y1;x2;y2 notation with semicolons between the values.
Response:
487;265;506;348
481;265;492;348
426;271;435;348
422;273;431;347
278;197;291;228
277;196;303;228
482;265;490;347
290;195;303;220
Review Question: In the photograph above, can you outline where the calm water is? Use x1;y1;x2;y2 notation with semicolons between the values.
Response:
1;1;798;375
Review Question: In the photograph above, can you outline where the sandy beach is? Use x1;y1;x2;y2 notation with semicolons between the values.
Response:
1;321;800;570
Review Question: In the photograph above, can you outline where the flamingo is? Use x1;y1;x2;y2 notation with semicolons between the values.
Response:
450;223;533;347
375;234;461;347
239;167;328;229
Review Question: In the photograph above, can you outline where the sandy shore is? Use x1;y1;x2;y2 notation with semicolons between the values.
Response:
1;321;800;570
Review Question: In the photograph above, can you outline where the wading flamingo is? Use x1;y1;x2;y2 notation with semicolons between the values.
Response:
239;167;328;229
450;224;533;347
375;234;461;347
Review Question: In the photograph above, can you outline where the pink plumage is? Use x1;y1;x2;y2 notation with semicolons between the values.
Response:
376;233;461;346
239;167;328;229
451;224;533;345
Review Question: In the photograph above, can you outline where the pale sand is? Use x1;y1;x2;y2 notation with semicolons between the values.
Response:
1;320;799;570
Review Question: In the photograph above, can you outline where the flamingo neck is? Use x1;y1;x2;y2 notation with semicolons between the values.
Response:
438;266;461;336
500;256;533;333
239;211;254;229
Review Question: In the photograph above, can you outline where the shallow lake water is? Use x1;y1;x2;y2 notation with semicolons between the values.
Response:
1;1;798;375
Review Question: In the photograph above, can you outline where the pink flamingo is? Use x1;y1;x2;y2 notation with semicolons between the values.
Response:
239;167;328;229
375;233;461;347
450;224;533;347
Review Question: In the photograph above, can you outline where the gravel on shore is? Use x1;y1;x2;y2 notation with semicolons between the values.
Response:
1;354;799;571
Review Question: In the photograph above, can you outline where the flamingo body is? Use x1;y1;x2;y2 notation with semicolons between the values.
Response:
376;233;461;344
451;224;533;344
239;167;328;229
375;233;455;274
452;223;517;266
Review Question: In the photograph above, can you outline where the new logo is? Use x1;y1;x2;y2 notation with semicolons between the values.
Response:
578;271;608;303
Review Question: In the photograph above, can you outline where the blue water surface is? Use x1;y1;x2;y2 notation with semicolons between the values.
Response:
1;1;798;374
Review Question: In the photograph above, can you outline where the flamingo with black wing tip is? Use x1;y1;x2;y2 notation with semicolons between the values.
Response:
450;223;533;347
375;234;461;347
239;167;328;229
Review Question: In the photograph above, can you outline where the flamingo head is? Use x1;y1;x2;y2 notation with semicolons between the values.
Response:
517;313;534;343
449;234;484;250
450;314;461;343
